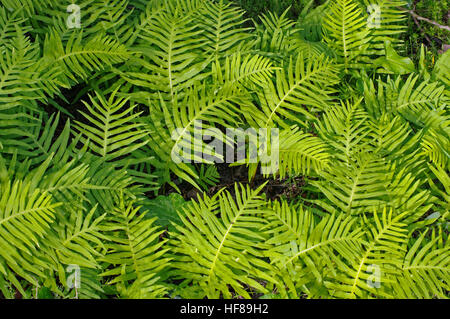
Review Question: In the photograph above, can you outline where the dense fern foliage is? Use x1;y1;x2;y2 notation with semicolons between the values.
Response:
0;0;448;299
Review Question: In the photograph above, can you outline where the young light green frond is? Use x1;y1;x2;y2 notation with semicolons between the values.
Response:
212;53;279;89
426;163;450;215
325;208;409;299
311;153;389;214
395;75;447;129
72;267;105;299
37;161;93;213
264;201;366;282
257;53;339;128
278;126;331;178
0;179;59;293
171;183;277;299
367;114;414;158
421;129;449;170
317;99;370;163
101;199;170;299
323;0;372;70
50;206;106;269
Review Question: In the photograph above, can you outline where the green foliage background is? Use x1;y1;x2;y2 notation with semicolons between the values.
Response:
0;0;448;299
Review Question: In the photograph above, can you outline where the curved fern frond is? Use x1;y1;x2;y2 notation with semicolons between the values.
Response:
277;126;331;178
212;52;278;90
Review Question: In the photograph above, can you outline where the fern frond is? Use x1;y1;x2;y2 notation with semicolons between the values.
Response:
42;30;130;85
75;89;148;161
325;208;408;299
251;7;300;60
323;0;371;70
255;53;339;128
0;179;59;293
143;84;250;189
1;113;79;165
360;0;407;55
0;25;47;111
264;201;366;285
171;183;277;298
212;52;278;90
0;7;30;45
199;0;252;58
50;206;106;269
101;199;170;299
126;8;209;102
394;233;450;298
433;50;450;86
311;153;388;214
277;126;331;178
317;99;370;164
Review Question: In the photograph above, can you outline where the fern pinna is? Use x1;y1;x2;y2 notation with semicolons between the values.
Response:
0;0;448;299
